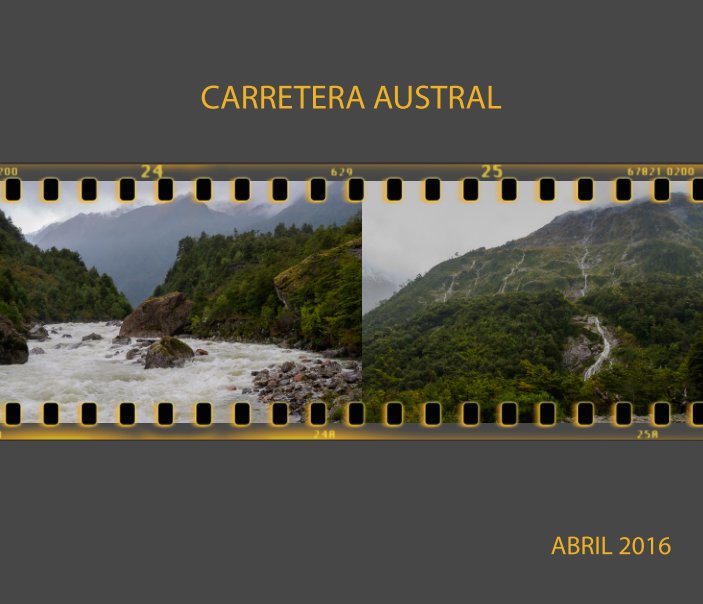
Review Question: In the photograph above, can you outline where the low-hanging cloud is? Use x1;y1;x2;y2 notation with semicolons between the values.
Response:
363;180;688;282
2;180;307;234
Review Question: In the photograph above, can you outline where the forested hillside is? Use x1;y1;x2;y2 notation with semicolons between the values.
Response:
364;197;703;421
0;210;131;328
155;214;361;354
365;194;703;332
364;279;703;421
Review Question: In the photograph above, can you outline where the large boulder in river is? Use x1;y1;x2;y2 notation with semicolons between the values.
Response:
119;292;193;338
0;315;29;365
144;336;194;369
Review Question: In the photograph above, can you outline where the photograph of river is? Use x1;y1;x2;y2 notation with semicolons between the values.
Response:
362;180;703;422
0;180;361;423
1;321;332;423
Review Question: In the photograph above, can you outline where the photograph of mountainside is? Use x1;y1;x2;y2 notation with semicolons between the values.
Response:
1;182;361;423
363;181;703;422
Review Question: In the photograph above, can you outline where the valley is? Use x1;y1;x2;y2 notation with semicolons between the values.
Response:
0;189;362;423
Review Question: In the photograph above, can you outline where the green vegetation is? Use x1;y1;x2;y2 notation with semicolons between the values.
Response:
151;336;194;357
364;291;581;422
364;197;703;333
579;278;703;407
154;215;361;355
0;210;131;328
363;278;703;421
274;238;361;354
364;197;703;421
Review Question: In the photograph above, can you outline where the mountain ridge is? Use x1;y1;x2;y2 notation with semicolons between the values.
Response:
28;183;359;305
365;194;703;332
363;195;703;420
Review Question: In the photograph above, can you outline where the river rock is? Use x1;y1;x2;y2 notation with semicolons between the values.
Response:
144;336;195;369
119;292;193;338
126;347;143;361
195;348;209;356
28;324;49;340
562;334;594;371
250;358;362;417
82;332;103;342
105;320;122;327
343;371;360;383
30;347;46;355
62;334;72;339
0;315;29;365
112;336;131;346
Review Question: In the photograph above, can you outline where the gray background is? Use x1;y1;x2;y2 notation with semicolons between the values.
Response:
1;2;700;602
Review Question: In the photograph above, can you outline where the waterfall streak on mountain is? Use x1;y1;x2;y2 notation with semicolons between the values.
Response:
576;248;589;297
583;316;612;380
574;214;598;298
498;251;525;294
443;275;456;302
472;262;485;291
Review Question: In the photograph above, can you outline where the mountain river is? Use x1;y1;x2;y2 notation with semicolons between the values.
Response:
0;322;323;423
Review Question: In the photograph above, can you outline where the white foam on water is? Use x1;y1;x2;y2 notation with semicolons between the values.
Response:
0;322;323;423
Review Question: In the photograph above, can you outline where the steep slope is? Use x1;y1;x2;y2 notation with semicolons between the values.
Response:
273;237;361;354
365;194;703;333
0;210;131;328
155;214;361;354
363;196;703;420
364;291;581;420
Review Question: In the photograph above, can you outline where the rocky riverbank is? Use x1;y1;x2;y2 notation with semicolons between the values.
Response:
250;358;362;420
0;321;318;423
4;310;361;422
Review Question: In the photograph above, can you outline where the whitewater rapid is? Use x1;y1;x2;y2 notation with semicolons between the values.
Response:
0;322;324;423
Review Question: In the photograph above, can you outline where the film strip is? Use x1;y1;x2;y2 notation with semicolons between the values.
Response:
2;163;703;440
3;164;703;204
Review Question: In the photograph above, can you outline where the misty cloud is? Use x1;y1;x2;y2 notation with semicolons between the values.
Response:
362;180;688;283
2;180;307;234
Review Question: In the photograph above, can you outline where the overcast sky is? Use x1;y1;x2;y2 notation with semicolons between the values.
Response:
362;180;689;282
2;181;306;234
